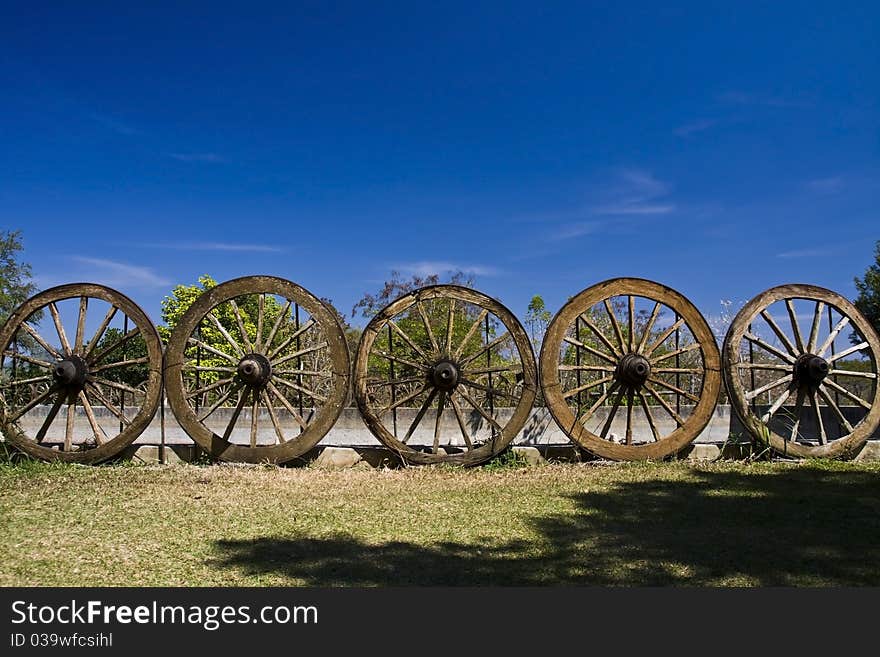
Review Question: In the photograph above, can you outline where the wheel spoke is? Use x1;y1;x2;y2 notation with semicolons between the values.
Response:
48;302;72;355
744;332;796;364
454;308;489;359
74;296;88;354
273;368;333;378
650;343;701;365
627;295;635;353
267;319;316;360
432;390;446;453
368;375;425;388
260;389;286;444
377;384;430;416
759;385;794;423
89;356;150;374
271;341;328;368
19;322;63;360
455;388;504;436
625;388;634;445
90;327;141;365
789;388;805;442
735;362;791;372
186;376;236;399
645;317;686;356
643;383;686;426
636;302;662;354
85;383;132;427
647;376;701;403
785;300;805;353
444;300;455;355
64;401;76;451
255;294;265;351
386;319;432;363
557;364;616;372
0;374;52;388
459;331;511;367
637;389;661;442
809;391;827;445
465;364;523;376
827;368;877;380
263;299;292;353
416;300;441;357
8;384;61;422
459;377;519;402
88;376;143;396
83;305;118;359
583;381;620;419
448;394;474;450
250;389;259;447
272;375;328;403
579;314;623;359
821;378;872;410
603;299;626;355
185;337;237;364
653;367;702;374
599;387;625;439
197;381;243;422
221;387;249;441
759;310;798;357
2;351;52;369
227;299;254;352
205;312;245;357
376;351;429;372
817;386;854;435
187;365;236;374
816;316;851;358
266;382;308;430
35;394;65;443
826;341;867;363
745;373;794;401
562;336;618;366
78;391;107;445
807;301;825;354
562;375;615;400
401;388;438;444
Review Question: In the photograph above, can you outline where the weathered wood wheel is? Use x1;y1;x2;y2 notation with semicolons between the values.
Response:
0;283;163;463
540;278;722;461
354;285;537;466
723;284;880;459
164;276;350;463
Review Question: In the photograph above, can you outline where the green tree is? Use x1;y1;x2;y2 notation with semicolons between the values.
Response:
525;295;552;351
1;229;39;331
853;239;880;341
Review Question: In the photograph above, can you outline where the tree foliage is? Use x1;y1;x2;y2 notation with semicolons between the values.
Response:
853;239;880;341
525;295;552;351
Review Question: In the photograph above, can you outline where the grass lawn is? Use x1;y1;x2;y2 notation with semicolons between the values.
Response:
2;458;880;586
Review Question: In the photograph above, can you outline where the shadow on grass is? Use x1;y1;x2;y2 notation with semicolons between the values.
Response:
212;467;880;585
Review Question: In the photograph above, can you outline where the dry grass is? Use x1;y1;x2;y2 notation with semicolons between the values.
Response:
2;458;880;586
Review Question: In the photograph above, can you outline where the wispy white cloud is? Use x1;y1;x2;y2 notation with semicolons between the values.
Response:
717;90;810;108
393;261;500;277
84;112;140;136
548;221;604;241
138;242;284;253
591;168;675;216
776;248;827;259
168;152;227;163
806;176;844;193
71;257;170;288
674;118;717;138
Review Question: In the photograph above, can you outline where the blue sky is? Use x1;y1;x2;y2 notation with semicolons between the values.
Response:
2;2;878;330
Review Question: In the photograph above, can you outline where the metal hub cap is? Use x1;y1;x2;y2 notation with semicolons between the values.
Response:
430;360;460;391
616;353;651;388
794;353;829;386
53;356;88;388
237;353;272;387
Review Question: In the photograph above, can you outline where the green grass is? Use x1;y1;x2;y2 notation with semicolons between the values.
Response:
2;458;880;586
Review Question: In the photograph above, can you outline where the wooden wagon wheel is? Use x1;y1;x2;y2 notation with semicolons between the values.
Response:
164;276;350;463
354;285;537;466
0;283;163;463
540;278;721;461
723;284;880;459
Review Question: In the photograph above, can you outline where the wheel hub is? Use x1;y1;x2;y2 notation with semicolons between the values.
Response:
616;353;651;389
237;353;272;387
794;353;829;386
430;360;460;391
53;355;88;389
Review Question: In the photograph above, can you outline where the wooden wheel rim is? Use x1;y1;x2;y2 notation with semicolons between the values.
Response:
164;276;350;464
723;284;880;459
354;285;537;466
540;278;722;461
0;283;163;464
